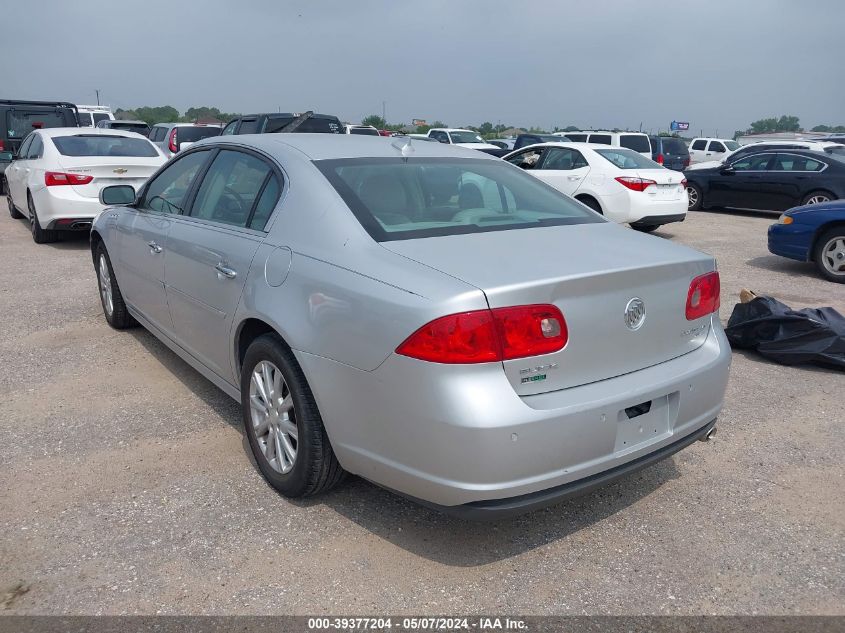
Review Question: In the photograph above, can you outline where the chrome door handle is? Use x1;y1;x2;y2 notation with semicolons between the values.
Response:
568;175;582;181
215;263;237;279
148;241;163;254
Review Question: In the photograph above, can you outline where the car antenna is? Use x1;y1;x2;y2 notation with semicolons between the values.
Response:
391;136;414;161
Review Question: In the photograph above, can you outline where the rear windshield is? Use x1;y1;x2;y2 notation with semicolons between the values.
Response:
595;148;661;169
725;141;740;151
659;137;688;154
92;113;111;125
52;135;159;157
111;122;150;135
264;116;343;134
315;157;602;242
619;134;651;153
176;126;221;142
6;109;75;138
350;127;380;136
77;113;94;127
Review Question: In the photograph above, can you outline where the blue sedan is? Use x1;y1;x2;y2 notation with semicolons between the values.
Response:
768;200;845;283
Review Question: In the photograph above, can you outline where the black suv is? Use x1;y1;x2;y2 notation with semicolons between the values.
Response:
221;111;343;136
1;100;78;191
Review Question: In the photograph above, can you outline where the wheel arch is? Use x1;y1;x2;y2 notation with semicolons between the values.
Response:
234;317;292;376
90;229;103;263
810;220;845;262
574;193;604;214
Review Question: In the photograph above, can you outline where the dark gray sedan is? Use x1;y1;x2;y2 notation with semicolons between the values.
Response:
91;134;730;518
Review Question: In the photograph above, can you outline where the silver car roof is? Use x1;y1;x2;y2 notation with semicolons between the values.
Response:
193;133;500;161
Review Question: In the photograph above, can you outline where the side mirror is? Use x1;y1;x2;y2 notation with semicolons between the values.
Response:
99;185;136;206
0;151;14;162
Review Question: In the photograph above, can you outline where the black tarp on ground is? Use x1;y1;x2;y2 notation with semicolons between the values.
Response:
725;296;845;370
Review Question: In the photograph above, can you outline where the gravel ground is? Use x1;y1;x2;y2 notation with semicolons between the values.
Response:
0;199;842;615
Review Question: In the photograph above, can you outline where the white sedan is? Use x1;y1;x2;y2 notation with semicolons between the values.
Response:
5;128;166;243
503;142;687;231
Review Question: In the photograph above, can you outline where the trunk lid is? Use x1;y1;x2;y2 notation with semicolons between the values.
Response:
57;156;163;198
634;168;686;201
382;222;717;395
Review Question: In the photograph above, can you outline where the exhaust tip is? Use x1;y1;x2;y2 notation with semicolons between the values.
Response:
699;426;717;442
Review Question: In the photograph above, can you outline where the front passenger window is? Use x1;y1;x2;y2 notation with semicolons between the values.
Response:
141;150;210;214
189;150;273;228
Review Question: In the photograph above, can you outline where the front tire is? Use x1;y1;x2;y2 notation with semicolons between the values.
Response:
801;190;835;206
28;193;58;243
686;183;703;211
241;334;345;498
95;242;136;328
813;226;845;283
7;194;23;219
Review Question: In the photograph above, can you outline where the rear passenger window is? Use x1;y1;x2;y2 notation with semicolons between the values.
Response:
619;135;650;153
238;119;259;134
566;134;588;142
691;140;707;150
249;174;281;230
190;150;272;227
708;141;726;152
589;134;611;145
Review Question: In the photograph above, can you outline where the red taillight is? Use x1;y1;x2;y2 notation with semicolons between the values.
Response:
0;140;4;151
681;178;688;188
615;176;657;192
686;271;720;320
168;128;178;153
683;157;690;168
656;154;664;165
45;171;94;186
396;304;568;364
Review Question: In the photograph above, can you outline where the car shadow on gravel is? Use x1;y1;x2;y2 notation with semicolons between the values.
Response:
44;233;90;250
745;254;816;278
128;328;243;429
296;460;681;566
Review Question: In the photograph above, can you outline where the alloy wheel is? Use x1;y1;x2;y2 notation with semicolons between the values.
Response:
98;254;114;316
820;236;845;276
686;186;699;209
249;360;298;474
805;195;830;205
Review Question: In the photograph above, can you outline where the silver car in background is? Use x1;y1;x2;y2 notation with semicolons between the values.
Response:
148;122;222;158
90;134;731;518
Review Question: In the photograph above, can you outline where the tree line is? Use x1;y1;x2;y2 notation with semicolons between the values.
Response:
115;106;845;138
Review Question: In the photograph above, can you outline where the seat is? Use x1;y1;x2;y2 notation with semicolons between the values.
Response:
357;174;411;225
458;183;484;209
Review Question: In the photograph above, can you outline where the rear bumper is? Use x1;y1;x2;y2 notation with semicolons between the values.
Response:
631;213;687;227
417;419;717;520
31;187;104;225
298;315;732;509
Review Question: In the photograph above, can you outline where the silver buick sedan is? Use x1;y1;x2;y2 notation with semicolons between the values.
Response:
91;134;731;518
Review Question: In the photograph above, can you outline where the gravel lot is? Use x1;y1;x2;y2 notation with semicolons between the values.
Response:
1;198;842;615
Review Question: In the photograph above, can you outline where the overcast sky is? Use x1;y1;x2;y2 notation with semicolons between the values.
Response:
6;0;844;135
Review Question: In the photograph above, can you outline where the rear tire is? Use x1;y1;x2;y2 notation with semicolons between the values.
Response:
95;242;136;328
813;226;845;283
7;194;23;219
631;223;659;233
686;183;703;211
241;334;345;498
801;190;836;206
577;195;602;214
28;193;58;244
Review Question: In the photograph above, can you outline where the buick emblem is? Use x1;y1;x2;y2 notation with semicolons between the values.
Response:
624;298;646;331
